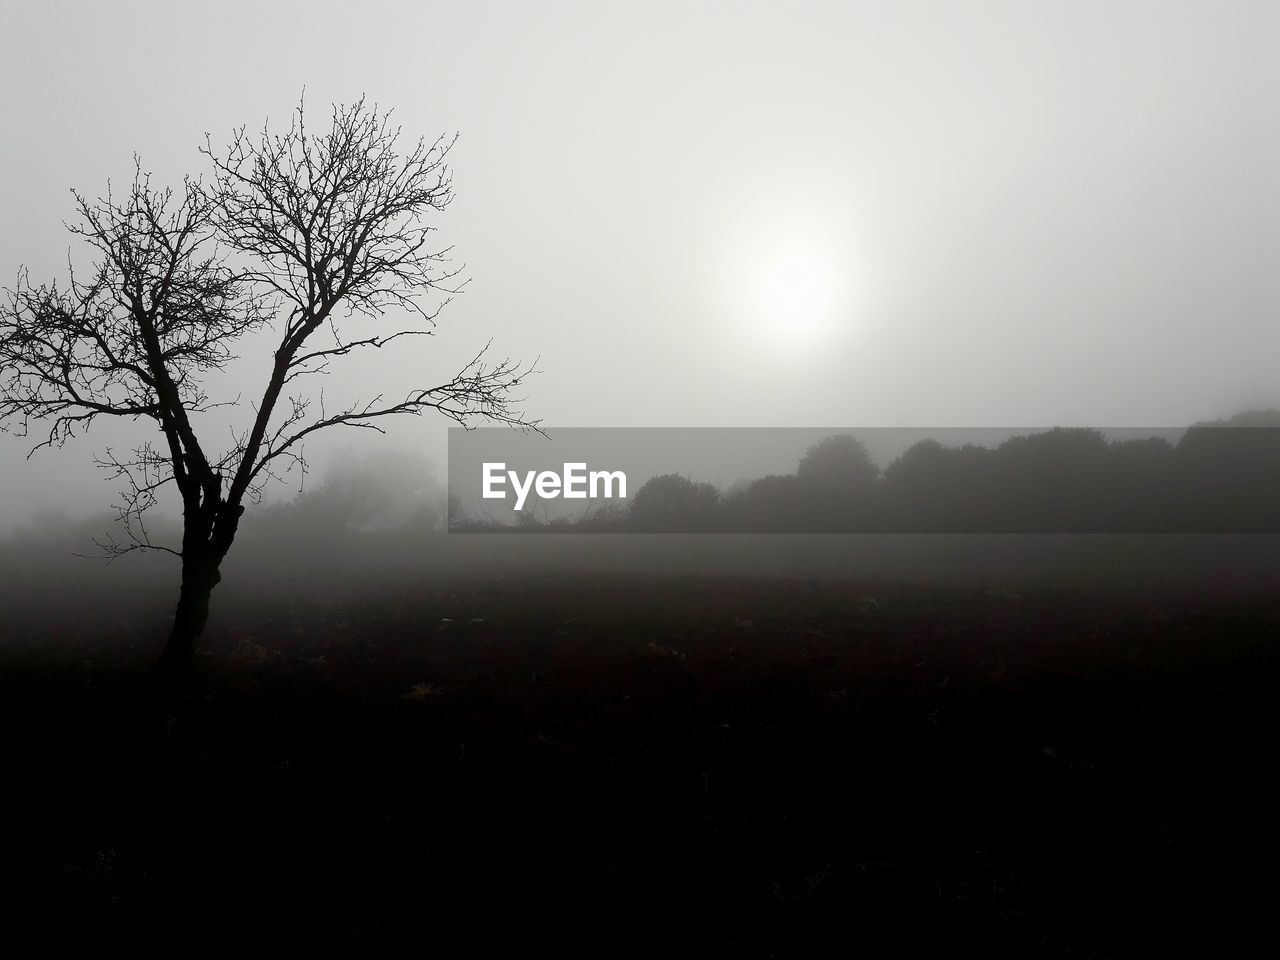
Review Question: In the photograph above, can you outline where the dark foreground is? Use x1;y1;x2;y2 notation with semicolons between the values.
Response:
4;574;1278;957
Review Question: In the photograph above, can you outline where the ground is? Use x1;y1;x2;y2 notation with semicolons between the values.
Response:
4;573;1277;956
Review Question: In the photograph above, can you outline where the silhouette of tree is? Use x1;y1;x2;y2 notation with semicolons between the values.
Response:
721;473;810;531
988;428;1112;531
1177;414;1280;531
0;96;538;674
1107;436;1178;531
882;438;966;530
796;434;879;492
629;473;719;531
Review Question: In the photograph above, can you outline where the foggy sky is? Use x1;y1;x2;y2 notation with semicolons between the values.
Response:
2;0;1277;528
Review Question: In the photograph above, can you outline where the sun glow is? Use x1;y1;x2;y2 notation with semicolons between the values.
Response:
760;249;836;343
715;211;864;354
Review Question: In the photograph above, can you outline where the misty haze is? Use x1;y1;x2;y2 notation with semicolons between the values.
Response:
2;2;1277;956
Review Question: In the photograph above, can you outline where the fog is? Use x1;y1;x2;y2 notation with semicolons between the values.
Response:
10;9;1280;954
3;0;1278;533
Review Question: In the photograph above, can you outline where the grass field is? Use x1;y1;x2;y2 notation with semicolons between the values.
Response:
4;570;1278;956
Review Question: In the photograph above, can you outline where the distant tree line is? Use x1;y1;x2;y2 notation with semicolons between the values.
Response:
12;415;1279;546
457;412;1280;533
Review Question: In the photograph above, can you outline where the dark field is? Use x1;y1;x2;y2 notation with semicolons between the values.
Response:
4;568;1278;957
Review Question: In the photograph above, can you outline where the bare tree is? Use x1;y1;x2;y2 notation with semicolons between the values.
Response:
0;97;537;674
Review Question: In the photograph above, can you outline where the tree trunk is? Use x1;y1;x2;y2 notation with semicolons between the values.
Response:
156;555;222;676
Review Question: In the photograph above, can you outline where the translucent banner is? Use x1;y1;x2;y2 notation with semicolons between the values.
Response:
447;426;1280;533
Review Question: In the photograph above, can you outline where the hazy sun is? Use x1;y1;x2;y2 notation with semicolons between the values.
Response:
718;217;860;353
760;250;834;342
